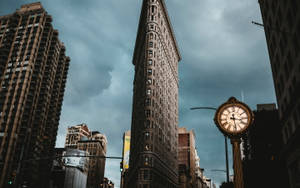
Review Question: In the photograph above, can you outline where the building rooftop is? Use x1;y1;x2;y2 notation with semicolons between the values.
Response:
18;2;43;12
257;103;276;111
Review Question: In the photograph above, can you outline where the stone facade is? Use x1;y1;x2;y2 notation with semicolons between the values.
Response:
0;3;69;187
127;0;181;187
258;1;300;187
65;123;91;149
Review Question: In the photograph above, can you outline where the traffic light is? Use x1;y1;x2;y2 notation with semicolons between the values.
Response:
120;161;123;172
8;171;16;185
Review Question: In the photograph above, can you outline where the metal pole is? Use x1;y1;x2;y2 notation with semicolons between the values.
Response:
225;135;230;183
190;106;230;184
231;138;244;188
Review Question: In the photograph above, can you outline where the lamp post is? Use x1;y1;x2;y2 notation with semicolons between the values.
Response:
190;107;230;183
211;169;227;173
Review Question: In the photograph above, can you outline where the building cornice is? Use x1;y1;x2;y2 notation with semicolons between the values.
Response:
158;0;181;61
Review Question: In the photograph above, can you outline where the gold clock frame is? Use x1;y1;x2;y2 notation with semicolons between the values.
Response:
214;97;254;138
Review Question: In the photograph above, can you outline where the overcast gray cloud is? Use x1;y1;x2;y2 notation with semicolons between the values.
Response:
0;0;276;187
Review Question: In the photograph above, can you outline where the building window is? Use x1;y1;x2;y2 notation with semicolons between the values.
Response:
147;69;152;75
149;41;153;47
144;170;149;180
145;144;150;151
145;156;149;164
148;59;152;65
147;79;152;85
145;98;151;106
144;132;150;140
146;110;150;117
146;89;151;95
145;120;150;128
150;33;153;39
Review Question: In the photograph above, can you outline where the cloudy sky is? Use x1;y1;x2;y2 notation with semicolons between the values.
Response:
0;0;276;187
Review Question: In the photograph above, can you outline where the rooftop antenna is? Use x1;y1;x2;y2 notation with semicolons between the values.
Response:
241;90;244;102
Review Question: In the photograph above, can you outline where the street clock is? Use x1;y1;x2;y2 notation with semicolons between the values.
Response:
214;97;254;137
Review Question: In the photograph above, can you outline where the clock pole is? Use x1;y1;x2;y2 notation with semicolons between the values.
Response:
231;137;244;188
214;97;254;188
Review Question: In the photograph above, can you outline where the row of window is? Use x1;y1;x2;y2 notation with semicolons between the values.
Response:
145;87;177;109
278;73;299;113
7;61;29;67
142;123;176;152
282;104;300;144
4;69;29;80
275;65;298;100
148;10;178;63
148;2;178;60
147;30;177;66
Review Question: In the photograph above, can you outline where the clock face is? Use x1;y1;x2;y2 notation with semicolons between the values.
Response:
219;105;249;133
214;97;253;136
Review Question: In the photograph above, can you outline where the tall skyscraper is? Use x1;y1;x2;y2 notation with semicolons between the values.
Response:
128;0;181;187
258;1;300;187
0;3;70;187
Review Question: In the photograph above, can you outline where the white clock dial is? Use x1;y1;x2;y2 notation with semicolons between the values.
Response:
219;105;249;133
215;97;254;137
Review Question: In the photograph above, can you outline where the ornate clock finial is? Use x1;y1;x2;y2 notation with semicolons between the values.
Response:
228;96;237;103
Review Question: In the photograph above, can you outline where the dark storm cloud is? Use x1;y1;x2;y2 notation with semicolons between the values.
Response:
167;0;276;185
0;0;276;187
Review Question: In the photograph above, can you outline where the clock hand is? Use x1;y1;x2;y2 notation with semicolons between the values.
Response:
232;114;237;130
234;120;237;130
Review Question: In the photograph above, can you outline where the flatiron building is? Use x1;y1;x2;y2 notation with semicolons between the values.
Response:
127;0;181;187
0;3;70;187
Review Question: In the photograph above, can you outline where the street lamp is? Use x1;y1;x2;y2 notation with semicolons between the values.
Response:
190;107;230;183
211;169;227;173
